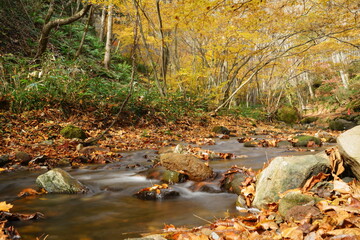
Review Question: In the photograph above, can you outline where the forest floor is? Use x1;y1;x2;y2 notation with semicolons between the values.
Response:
1;108;359;240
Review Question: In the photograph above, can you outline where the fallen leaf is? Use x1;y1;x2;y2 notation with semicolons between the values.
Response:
302;173;330;192
0;202;13;212
281;226;304;240
334;180;352;194
17;188;44;198
326;228;360;237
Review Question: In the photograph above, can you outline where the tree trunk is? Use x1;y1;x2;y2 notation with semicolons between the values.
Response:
35;4;92;59
74;6;93;60
133;0;165;96
104;4;113;70
99;7;106;42
156;0;168;95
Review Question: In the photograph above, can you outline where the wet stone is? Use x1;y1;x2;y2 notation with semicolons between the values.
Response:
134;189;180;200
0;155;10;167
15;151;32;165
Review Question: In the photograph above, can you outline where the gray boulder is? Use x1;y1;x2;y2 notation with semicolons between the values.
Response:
36;168;88;193
160;153;213;181
252;152;330;209
337;126;360;179
329;119;356;131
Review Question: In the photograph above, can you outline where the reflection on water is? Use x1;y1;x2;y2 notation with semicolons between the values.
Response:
0;138;330;239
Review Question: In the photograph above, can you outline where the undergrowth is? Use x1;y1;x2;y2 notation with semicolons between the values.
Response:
0;19;209;122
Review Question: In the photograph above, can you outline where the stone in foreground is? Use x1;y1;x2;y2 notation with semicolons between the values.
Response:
160;153;213;181
252;152;330;209
337;125;360;179
36;168;88;193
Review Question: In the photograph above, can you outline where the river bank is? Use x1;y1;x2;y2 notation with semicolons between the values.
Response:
0;109;348;239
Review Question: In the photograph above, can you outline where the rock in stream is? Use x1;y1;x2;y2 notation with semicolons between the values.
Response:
36;168;88;193
160;153;213;181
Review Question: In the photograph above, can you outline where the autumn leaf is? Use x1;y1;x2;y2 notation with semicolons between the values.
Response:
17;188;47;198
302;172;330;192
0;202;13;212
326;147;345;176
281;226;304;240
333;180;351;194
326;228;360;237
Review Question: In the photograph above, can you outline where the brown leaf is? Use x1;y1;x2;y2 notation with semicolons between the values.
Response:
326;228;360;237
17;188;46;198
301;173;330;192
333;180;351;194
0;211;44;221
281;227;304;240
326;147;345;176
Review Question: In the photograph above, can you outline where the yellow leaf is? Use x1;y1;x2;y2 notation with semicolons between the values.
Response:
281;227;303;240
0;201;13;212
327;228;360;236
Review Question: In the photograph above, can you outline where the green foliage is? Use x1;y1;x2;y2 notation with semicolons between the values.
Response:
128;89;210;121
218;104;266;120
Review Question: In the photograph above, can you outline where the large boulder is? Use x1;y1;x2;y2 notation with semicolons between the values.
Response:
337;126;360;179
252;152;330;209
36;168;88;193
160;153;213;181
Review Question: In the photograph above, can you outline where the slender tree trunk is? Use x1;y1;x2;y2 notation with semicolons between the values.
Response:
133;0;165;96
75;0;81;13
74;6;93;60
44;0;55;24
156;0;168;95
104;4;113;69
99;7;106;42
35;4;92;59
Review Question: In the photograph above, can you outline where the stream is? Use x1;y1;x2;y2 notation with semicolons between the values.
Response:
0;138;331;239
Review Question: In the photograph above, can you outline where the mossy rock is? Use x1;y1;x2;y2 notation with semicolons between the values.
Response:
293;135;321;147
300;116;319;124
60;125;87;140
161;170;188;184
276;106;300;124
244;141;257;147
212;126;230;135
278;192;322;217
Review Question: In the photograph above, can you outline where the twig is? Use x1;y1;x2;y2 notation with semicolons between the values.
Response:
193;214;212;224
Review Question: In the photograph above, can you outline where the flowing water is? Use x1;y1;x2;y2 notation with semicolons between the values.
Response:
0;138;331;239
